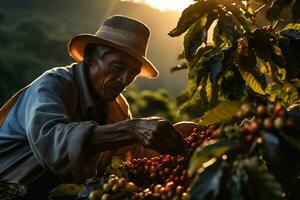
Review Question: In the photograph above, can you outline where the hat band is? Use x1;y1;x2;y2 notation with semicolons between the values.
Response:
96;26;147;55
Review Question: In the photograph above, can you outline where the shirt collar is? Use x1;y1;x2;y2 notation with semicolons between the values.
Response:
73;62;98;120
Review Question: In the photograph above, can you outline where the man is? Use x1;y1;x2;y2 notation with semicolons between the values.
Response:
0;15;197;198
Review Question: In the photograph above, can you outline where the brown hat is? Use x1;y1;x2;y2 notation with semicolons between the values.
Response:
68;15;159;78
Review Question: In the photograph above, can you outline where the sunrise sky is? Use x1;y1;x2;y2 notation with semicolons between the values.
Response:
120;0;194;12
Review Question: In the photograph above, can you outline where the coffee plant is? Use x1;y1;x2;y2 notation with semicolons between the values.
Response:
47;0;300;199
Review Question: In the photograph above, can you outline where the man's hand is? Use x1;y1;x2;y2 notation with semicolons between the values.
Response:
131;117;187;155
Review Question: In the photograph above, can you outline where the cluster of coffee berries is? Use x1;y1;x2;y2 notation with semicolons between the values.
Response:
236;103;297;142
121;154;187;187
113;127;219;199
151;181;189;200
185;126;218;155
260;104;296;131
87;124;232;200
88;175;140;200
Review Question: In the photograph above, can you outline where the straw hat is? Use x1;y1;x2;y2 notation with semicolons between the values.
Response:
68;15;159;78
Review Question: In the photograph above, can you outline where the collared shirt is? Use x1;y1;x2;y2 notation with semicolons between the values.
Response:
0;62;113;186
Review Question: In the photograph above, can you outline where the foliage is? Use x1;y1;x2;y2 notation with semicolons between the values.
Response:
168;0;300;199
125;89;186;123
170;0;300;118
47;103;300;200
187;103;300;200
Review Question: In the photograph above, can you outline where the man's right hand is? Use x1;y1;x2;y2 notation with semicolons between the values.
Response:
131;117;187;156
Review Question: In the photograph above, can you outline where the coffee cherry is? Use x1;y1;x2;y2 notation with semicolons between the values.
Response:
165;181;175;193
241;103;251;116
286;117;296;129
150;166;157;173
211;128;223;139
176;185;184;196
108;177;118;185
88;191;102;200
249;120;259;134
102;183;111;193
236;110;244;119
111;184;119;193
274;104;283;115
263;118;273;130
256;105;267;116
164;168;171;174
246;134;253;143
101;193;111;200
153;184;162;194
159;187;167;196
182;192;188;200
274;117;284;130
117;178;127;188
126;182;137;191
150;172;156;178
193;128;199;133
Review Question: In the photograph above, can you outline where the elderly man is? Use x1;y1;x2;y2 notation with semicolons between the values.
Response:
0;15;197;198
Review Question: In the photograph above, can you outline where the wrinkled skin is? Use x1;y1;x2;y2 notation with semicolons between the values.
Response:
87;50;141;102
132;117;187;155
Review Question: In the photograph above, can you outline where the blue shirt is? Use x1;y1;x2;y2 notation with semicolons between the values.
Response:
0;62;101;185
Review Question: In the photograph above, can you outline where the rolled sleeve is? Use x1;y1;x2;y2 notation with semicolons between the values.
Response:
24;72;98;182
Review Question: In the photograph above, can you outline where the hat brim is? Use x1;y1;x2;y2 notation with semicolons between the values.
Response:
68;34;159;78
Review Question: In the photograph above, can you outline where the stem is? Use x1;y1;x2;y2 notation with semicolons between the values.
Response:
254;4;266;16
271;20;280;31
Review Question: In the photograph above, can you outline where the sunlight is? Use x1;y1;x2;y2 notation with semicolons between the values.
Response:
121;0;194;12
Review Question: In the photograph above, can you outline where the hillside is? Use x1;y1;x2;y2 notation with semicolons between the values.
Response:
0;0;187;104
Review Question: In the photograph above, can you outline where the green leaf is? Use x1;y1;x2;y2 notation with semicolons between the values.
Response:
184;14;208;59
227;164;248;200
176;91;190;106
184;12;217;59
244;159;284;200
187;65;202;97
265;82;299;106
277;37;300;79
262;131;299;186
292;0;300;22
252;29;285;68
49;184;85;197
266;0;293;22
221;68;246;100
213;17;236;49
226;4;251;32
205;74;213;102
278;131;300;152
105;157;126;178
169;0;216;37
187;47;222;97
190;161;225;200
281;23;300;39
187;46;214;69
198;101;242;126
170;63;188;73
189;139;240;176
239;70;266;95
210;53;223;85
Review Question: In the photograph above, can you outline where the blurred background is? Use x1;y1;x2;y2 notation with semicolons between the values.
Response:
0;0;195;121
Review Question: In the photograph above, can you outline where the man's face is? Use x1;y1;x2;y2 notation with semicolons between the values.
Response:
88;51;142;102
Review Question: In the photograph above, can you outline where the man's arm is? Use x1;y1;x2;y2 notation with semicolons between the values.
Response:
88;117;187;156
25;72;186;182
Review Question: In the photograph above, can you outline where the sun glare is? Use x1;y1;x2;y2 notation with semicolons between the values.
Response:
121;0;194;12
